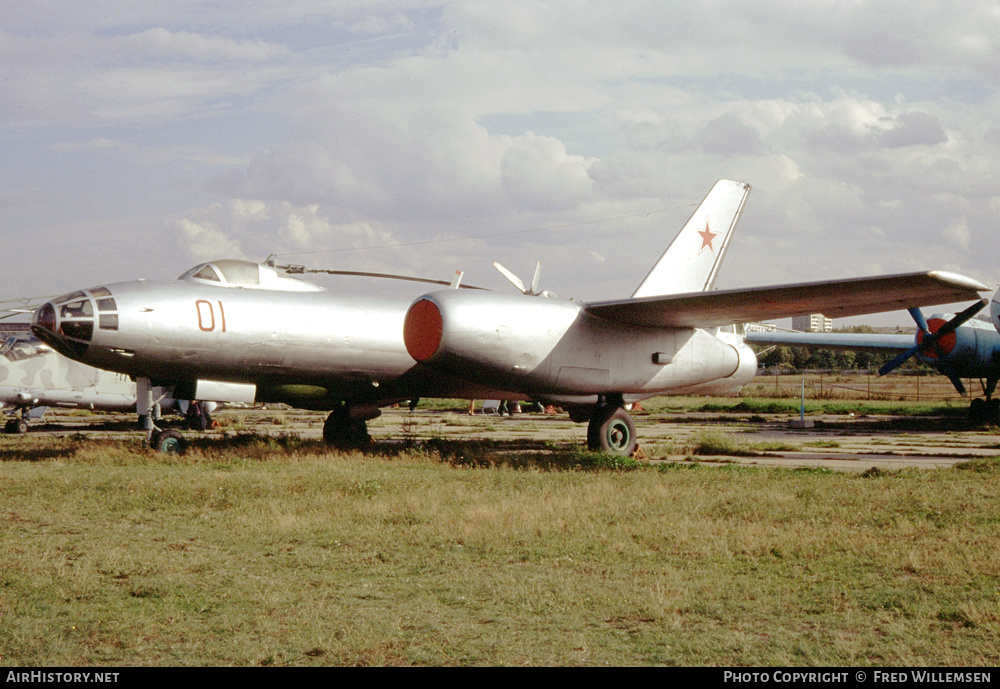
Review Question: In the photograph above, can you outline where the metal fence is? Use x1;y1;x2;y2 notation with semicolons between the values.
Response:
748;369;969;402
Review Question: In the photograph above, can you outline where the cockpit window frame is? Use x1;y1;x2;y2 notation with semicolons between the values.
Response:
54;291;87;305
178;260;325;292
190;265;222;282
60;299;94;319
214;260;261;286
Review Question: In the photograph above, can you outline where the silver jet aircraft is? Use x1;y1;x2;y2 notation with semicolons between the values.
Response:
29;180;988;453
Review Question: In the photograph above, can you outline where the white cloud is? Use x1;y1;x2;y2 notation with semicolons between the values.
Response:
176;199;404;268
230;199;269;222
120;28;291;62
943;218;971;251
177;217;246;261
500;133;595;210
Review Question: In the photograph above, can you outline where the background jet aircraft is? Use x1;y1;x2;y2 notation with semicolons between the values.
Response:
0;333;181;433
30;180;988;454
745;293;1000;422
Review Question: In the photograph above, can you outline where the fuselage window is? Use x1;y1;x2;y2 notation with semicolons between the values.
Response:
60;321;94;341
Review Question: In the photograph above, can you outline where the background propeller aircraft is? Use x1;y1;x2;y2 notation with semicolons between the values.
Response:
30;180;988;453
745;293;1000;422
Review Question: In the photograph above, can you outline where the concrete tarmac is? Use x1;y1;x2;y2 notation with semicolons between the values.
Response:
10;404;998;472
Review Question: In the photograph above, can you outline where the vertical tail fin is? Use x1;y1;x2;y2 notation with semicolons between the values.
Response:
630;179;750;298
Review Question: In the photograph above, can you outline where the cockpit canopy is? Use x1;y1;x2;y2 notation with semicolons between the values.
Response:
178;260;324;292
1;335;52;362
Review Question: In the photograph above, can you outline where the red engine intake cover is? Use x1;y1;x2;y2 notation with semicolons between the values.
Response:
403;298;444;362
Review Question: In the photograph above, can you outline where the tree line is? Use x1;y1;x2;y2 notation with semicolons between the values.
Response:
748;325;924;372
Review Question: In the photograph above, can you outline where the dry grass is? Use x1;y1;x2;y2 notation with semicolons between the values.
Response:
1;433;998;666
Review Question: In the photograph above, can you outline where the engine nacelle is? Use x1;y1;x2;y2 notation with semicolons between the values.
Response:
403;290;744;396
404;291;581;391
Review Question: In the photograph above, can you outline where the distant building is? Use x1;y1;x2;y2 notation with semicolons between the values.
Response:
744;322;777;333
792;313;833;332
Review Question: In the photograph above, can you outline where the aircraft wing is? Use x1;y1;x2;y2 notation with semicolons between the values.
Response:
1;295;57;321
584;271;988;329
744;331;914;352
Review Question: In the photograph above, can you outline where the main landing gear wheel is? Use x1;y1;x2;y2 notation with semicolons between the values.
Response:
4;418;28;434
587;406;637;456
323;409;371;448
151;429;186;454
969;398;1000;425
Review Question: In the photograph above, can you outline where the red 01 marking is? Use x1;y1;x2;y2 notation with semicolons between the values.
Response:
196;300;227;332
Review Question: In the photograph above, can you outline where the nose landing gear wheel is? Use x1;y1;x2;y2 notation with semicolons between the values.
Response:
151;429;186;454
587;406;637;456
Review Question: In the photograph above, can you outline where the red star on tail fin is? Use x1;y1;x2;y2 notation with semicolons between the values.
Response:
698;222;718;253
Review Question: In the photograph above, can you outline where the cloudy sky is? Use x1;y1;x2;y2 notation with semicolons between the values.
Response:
3;1;999;324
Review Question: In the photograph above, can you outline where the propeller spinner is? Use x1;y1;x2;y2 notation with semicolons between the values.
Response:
878;300;988;394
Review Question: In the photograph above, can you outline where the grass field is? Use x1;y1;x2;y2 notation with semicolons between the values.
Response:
1;420;999;666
